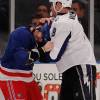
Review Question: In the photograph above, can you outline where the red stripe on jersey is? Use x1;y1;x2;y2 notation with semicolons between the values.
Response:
0;67;32;78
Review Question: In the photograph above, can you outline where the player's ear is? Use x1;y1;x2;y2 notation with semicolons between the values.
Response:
54;1;63;12
56;1;62;6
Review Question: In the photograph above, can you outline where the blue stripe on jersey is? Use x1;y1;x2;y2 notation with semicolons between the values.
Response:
55;32;71;62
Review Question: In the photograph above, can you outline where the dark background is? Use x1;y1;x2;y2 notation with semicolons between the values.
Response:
15;0;49;27
0;0;9;32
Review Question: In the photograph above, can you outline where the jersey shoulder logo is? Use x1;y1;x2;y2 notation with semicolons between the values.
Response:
69;10;76;20
51;27;56;37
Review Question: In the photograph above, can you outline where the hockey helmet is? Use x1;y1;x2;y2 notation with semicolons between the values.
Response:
49;0;72;8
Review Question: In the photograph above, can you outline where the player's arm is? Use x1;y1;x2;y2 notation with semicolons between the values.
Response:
13;27;53;66
14;41;53;65
27;41;54;64
11;35;44;65
13;47;42;66
50;22;71;61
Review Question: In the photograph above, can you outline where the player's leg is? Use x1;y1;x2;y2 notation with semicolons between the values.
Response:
0;80;28;100
8;80;43;100
75;65;96;100
28;80;43;100
59;66;80;100
2;80;43;100
59;65;96;100
11;81;29;100
0;81;9;100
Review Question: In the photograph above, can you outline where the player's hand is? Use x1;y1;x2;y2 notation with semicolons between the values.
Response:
39;18;53;25
42;41;54;52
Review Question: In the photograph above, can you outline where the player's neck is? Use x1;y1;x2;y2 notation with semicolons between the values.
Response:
57;8;69;15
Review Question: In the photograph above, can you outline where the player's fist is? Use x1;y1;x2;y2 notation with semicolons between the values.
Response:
39;18;53;25
42;41;54;52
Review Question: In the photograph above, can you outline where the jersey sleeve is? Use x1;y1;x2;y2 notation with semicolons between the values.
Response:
50;22;71;60
14;48;29;65
9;31;39;65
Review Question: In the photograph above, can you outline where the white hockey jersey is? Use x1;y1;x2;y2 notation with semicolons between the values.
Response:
50;12;96;73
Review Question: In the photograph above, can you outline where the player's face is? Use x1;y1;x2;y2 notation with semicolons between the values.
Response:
33;29;43;42
50;2;63;16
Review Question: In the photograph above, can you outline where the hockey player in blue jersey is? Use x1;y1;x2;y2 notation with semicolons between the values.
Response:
0;24;53;100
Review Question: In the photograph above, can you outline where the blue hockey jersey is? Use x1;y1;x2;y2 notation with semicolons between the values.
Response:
1;27;37;71
0;25;52;82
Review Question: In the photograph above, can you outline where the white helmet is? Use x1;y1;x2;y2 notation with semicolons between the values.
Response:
49;0;72;8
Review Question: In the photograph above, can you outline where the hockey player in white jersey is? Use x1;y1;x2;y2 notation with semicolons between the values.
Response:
47;0;97;100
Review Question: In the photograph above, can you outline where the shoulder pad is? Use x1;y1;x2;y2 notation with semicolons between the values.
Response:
69;10;76;20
